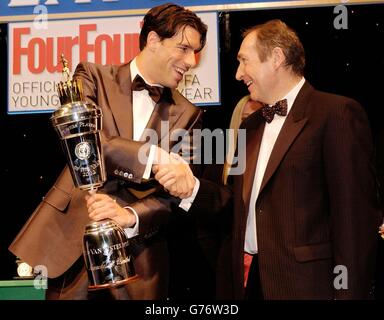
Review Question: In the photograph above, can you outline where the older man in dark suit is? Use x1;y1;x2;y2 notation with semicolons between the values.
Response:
9;3;206;300
156;19;382;299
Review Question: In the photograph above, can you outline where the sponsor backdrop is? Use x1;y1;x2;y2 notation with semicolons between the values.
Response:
4;0;378;114
8;12;219;114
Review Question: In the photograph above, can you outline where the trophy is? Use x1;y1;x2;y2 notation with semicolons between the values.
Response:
51;55;138;290
51;56;105;190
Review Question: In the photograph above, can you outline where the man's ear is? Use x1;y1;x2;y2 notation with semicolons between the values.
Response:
147;31;161;51
271;47;286;70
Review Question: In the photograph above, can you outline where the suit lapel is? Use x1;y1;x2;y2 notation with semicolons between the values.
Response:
258;82;314;196
103;64;184;143
105;63;133;139
105;62;187;146
143;90;185;148
144;91;184;144
242;112;265;211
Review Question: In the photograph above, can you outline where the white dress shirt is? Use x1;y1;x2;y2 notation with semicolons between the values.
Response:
244;77;305;254
125;58;158;237
130;59;160;142
125;58;193;236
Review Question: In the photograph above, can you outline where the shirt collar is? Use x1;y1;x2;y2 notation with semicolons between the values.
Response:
282;77;305;114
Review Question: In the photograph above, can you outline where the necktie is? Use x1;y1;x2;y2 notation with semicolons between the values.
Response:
244;253;253;288
131;74;164;103
260;99;288;123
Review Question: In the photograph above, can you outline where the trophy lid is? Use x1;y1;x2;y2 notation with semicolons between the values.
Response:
56;54;84;105
51;55;101;124
57;78;84;106
50;102;101;125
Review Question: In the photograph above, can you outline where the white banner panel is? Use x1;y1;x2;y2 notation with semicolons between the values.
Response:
8;12;219;114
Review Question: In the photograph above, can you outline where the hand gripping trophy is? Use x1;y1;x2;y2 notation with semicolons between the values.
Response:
51;55;137;290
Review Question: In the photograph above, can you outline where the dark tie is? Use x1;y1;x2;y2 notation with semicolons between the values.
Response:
131;74;164;103
260;99;288;123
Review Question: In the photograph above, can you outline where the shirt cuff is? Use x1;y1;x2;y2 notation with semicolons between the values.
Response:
143;144;157;179
179;178;200;212
124;206;139;238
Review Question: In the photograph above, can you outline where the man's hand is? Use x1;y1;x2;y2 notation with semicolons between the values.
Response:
85;193;136;228
152;149;195;198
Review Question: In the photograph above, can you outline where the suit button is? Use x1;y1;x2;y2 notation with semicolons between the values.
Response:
259;209;263;214
114;169;119;175
123;172;128;178
119;170;124;176
128;173;133;179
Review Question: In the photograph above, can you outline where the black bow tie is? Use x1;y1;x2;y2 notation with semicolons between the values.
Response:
260;99;288;123
131;74;164;103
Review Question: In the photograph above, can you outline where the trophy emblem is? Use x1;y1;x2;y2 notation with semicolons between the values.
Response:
51;55;138;290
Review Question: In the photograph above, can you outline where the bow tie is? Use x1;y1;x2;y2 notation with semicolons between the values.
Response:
131;75;164;103
260;99;288;123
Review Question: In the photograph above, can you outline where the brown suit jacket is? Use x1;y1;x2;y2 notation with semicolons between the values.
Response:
193;82;382;299
9;61;203;299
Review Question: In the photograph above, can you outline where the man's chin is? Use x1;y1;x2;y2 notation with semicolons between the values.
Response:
170;80;180;89
250;92;259;102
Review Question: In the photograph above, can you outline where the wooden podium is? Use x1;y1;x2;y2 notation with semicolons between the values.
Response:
0;280;46;300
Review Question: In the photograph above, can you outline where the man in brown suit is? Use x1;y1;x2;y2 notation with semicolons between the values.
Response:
156;19;382;299
9;3;206;300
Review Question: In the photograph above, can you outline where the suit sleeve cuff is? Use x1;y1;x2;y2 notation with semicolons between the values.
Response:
124;206;139;238
179;178;200;212
142;144;157;179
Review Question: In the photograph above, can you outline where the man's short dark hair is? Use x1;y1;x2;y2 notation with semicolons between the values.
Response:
139;3;207;52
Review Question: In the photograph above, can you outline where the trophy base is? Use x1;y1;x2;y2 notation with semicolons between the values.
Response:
88;275;139;291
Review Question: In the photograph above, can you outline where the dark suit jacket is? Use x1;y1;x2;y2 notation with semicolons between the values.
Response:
9;61;203;299
192;81;382;299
